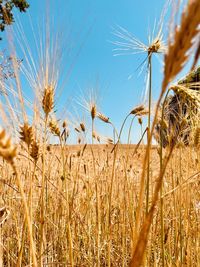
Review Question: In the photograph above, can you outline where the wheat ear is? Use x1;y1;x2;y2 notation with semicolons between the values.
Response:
162;0;200;91
19;123;33;148
42;85;54;116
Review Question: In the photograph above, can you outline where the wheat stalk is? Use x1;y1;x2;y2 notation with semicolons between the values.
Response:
0;128;38;266
130;1;200;266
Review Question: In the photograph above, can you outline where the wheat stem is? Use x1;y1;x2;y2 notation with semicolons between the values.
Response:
146;53;152;214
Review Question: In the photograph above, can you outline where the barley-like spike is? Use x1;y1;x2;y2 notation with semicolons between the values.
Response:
148;39;162;54
49;120;61;137
91;105;97;120
80;123;86;132
42;85;54;116
162;0;200;92
97;112;110;123
0;129;17;166
130;105;145;115
30;140;40;162
19;123;33;148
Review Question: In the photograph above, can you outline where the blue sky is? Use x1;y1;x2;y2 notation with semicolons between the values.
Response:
1;0;170;143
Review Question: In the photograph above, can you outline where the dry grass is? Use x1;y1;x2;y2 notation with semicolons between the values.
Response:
0;0;200;266
0;145;199;266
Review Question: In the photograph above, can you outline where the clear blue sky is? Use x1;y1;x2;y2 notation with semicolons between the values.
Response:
1;0;171;143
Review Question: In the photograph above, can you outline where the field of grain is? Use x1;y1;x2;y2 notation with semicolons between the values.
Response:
0;0;199;266
0;144;199;266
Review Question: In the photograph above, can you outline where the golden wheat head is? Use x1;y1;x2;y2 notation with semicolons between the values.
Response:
49;120;61;137
130;105;145;115
0;129;17;166
97;112;110;123
30;140;40;162
19;123;33;148
162;0;200;91
42;85;54;116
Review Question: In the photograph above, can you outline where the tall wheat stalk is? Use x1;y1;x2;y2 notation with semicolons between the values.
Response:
0;129;38;266
130;1;200;266
146;53;152;213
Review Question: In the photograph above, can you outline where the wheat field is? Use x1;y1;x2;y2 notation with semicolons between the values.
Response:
0;144;199;266
0;0;200;266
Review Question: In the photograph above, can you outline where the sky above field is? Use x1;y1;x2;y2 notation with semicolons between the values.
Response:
1;0;175;143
